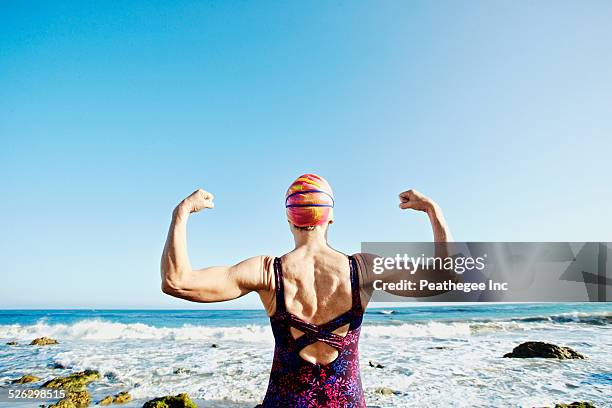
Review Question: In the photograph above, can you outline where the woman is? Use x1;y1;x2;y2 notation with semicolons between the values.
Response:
160;174;451;407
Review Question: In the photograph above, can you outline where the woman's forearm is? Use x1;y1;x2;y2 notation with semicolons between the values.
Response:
426;202;453;260
427;203;452;242
160;206;193;292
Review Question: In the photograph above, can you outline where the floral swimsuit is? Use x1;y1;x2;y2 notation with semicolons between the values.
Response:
261;256;366;407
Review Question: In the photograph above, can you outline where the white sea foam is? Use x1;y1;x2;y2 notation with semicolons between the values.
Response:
0;320;273;342
1;312;608;344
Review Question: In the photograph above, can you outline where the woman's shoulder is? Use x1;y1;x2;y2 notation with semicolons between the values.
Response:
351;252;378;269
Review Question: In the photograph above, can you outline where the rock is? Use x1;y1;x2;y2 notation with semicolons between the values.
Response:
41;370;100;390
211;343;218;348
142;393;197;408
45;391;91;408
173;368;192;375
49;362;69;370
6;341;18;346
555;403;596;408
503;342;586;359
65;390;91;407
113;391;131;404
48;399;77;408
96;391;131;405
368;361;384;369
374;387;397;396
12;374;41;384
30;337;59;346
98;396;113;406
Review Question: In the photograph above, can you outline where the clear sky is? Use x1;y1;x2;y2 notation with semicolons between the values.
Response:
1;1;611;308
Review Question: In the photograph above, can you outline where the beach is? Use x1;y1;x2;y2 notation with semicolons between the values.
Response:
0;303;610;407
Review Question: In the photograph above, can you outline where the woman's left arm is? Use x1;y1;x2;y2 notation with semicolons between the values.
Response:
160;189;270;303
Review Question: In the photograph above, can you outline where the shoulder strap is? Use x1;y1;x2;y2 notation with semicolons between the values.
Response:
273;257;286;313
348;256;362;312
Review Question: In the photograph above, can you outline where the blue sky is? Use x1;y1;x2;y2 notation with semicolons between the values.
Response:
1;1;611;308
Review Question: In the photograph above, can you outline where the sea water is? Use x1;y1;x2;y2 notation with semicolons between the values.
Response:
0;303;610;407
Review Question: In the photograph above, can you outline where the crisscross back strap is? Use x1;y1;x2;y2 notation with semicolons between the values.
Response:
290;312;353;349
293;329;345;350
273;257;286;313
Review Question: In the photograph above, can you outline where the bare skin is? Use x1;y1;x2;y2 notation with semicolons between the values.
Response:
161;187;452;364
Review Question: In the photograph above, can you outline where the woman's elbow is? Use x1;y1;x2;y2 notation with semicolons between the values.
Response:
161;276;187;297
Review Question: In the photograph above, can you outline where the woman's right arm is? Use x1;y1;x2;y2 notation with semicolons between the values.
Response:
160;189;271;303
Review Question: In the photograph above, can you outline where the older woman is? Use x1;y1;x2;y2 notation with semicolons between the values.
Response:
160;174;451;407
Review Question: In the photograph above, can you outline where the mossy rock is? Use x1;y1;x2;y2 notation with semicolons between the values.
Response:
113;391;132;404
503;342;586;359
42;370;100;390
44;390;92;408
6;341;18;346
12;374;40;384
374;387;397;396
98;396;113;406
97;391;131;405
30;337;59;346
48;399;77;408
554;403;596;408
142;393;197;408
65;390;91;407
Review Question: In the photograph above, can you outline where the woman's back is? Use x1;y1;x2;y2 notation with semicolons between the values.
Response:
273;247;357;364
262;247;366;407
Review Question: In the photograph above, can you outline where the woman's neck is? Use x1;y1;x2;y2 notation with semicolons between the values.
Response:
293;230;328;249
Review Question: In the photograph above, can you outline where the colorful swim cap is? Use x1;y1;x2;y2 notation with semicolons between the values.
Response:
285;174;334;227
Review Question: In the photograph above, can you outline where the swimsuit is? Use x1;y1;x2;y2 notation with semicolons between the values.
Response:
261;256;366;407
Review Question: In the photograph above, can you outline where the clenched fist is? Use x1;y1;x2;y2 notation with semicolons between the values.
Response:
176;189;215;217
398;189;436;213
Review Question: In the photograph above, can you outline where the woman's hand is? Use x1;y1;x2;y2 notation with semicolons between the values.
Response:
398;189;437;213
175;189;215;218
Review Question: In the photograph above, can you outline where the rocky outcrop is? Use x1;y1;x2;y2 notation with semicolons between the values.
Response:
12;374;40;384
554;403;596;408
99;391;131;405
30;337;59;346
113;391;131;404
503;342;586;359
46;390;91;408
6;341;18;346
48;399;77;408
41;370;100;390
66;390;91;407
368;361;384;369
142;393;197;408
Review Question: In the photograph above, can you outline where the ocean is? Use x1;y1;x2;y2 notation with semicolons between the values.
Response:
0;303;610;407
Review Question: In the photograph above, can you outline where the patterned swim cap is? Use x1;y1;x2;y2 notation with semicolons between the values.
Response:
285;174;334;227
